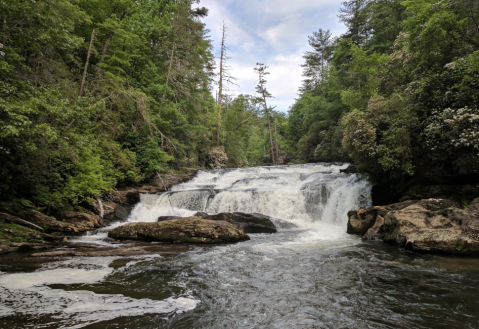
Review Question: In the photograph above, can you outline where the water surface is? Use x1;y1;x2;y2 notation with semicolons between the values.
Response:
1;164;478;328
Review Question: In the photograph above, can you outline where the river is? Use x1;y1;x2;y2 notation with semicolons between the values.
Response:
0;163;478;328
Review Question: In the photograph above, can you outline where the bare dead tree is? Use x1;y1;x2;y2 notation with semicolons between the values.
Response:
79;29;96;97
216;21;238;146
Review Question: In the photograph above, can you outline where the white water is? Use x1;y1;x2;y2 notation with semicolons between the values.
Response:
5;164;478;328
129;163;372;229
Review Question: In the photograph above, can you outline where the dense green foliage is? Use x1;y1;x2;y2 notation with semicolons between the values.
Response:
287;0;479;183
0;0;217;208
2;0;478;211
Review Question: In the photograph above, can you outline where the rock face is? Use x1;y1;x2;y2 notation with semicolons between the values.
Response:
200;212;277;234
340;164;358;174
108;217;250;244
24;210;75;233
157;216;182;221
384;199;479;255
347;201;417;239
348;198;479;255
58;211;102;232
158;212;278;234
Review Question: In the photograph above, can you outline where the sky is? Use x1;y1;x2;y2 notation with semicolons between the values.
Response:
200;0;347;113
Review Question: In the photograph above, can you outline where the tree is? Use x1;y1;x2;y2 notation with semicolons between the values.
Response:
300;29;334;93
216;21;238;146
254;63;276;165
338;0;371;46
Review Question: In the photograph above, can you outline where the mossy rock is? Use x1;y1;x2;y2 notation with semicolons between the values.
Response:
108;217;250;244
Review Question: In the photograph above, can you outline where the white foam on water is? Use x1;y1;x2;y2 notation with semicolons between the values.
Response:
128;163;372;229
0;256;199;326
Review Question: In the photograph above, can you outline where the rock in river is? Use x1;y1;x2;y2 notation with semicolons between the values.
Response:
109;217;250;244
197;212;278;234
348;198;479;255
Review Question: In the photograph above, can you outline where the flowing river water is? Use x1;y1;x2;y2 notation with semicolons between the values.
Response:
1;163;479;328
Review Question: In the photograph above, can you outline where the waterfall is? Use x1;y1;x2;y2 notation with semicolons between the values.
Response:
128;163;372;229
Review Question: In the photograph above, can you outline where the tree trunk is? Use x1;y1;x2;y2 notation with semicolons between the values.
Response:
79;29;96;97
274;118;280;164
216;22;226;146
98;32;113;65
159;38;177;116
267;112;275;165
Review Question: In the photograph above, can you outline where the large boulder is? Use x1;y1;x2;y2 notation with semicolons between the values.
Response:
109;188;141;205
25;210;77;233
383;198;479;255
197;212;277;234
108;217;250;244
347;201;417;239
57;211;102;232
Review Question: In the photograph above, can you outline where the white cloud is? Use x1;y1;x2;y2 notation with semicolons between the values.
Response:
200;0;347;112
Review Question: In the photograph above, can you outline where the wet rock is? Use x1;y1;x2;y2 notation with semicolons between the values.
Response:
58;211;102;232
108;217;250;244
31;247;150;258
25;210;76;233
157;216;182;222
347;208;379;236
194;212;209;217
101;201;133;222
270;217;298;230
110;188;141;205
200;212;277;234
340;164;358;174
347;201;417;239
0;245;19;254
383;198;479;255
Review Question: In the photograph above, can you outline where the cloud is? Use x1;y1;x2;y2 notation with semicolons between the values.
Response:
200;0;347;112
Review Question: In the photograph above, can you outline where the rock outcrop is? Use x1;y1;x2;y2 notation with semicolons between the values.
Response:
158;212;278;234
108;217;250;244
58;211;102;232
347;200;417;240
199;212;277;234
348;198;479;255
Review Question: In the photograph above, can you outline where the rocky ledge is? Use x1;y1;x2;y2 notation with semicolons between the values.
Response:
348;198;479;255
108;217;250;244
158;212;278;234
0;169;198;254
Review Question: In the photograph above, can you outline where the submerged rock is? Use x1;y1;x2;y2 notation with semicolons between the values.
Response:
108;217;250;244
198;212;277;234
157;216;182;222
348;198;479;255
31;247;150;257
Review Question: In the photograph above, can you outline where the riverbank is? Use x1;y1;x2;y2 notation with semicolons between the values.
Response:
0;168;198;254
347;197;479;255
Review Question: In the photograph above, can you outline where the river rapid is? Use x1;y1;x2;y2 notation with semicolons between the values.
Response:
0;163;479;328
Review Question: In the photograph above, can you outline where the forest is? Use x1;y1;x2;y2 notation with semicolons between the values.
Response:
1;0;478;212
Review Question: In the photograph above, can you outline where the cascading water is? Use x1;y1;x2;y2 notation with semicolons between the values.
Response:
2;163;479;329
129;163;372;228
